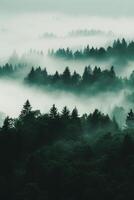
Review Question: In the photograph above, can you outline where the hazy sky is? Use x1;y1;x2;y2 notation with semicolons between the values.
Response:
0;0;133;16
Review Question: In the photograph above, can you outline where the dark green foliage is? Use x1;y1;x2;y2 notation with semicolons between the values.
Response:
71;107;79;120
49;104;59;119
19;100;32;119
25;65;123;94
126;109;134;129
0;63;26;78
86;109;117;133
62;67;71;85
61;106;70;119
121;134;134;156
1;102;134;200
50;38;134;61
2;116;14;132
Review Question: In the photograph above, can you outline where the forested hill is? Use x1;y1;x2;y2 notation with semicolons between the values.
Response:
0;63;26;78
1;100;134;199
49;39;134;60
2;62;134;96
25;65;134;94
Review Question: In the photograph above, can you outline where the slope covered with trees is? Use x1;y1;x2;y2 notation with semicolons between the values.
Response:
49;39;134;60
0;63;27;78
25;65;134;95
0;100;134;199
25;66;123;94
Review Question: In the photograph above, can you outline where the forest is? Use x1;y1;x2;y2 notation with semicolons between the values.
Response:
0;1;134;199
25;65;126;94
1;62;134;95
49;39;134;60
1;100;134;200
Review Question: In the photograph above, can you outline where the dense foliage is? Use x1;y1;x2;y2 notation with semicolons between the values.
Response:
49;39;134;60
1;100;134;199
25;66;121;93
25;65;134;94
1;38;134;200
0;63;26;78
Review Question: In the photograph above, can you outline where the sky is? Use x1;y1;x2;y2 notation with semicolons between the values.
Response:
0;0;133;17
0;0;133;60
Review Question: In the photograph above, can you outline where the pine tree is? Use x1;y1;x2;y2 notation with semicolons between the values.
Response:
19;100;32;119
122;38;127;50
62;67;71;84
50;104;59;119
2;116;14;132
126;109;134;129
110;66;116;78
83;45;90;57
71;107;79;120
52;71;60;84
42;68;48;77
82;66;92;84
61;106;70;119
93;66;101;79
71;71;80;86
27;67;35;81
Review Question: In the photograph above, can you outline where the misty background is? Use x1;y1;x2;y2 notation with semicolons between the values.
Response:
0;0;134;127
0;0;134;16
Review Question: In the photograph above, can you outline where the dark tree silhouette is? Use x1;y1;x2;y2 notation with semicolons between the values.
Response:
2;116;14;132
71;107;79;120
25;65;121;94
126;109;134;129
61;106;70;120
49;104;59;119
19;100;32;119
0;101;133;200
50;38;134;62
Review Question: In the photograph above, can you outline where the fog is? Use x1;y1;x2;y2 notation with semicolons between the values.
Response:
1;2;134;200
0;12;134;125
0;79;127;118
1;13;134;59
1;2;134;199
